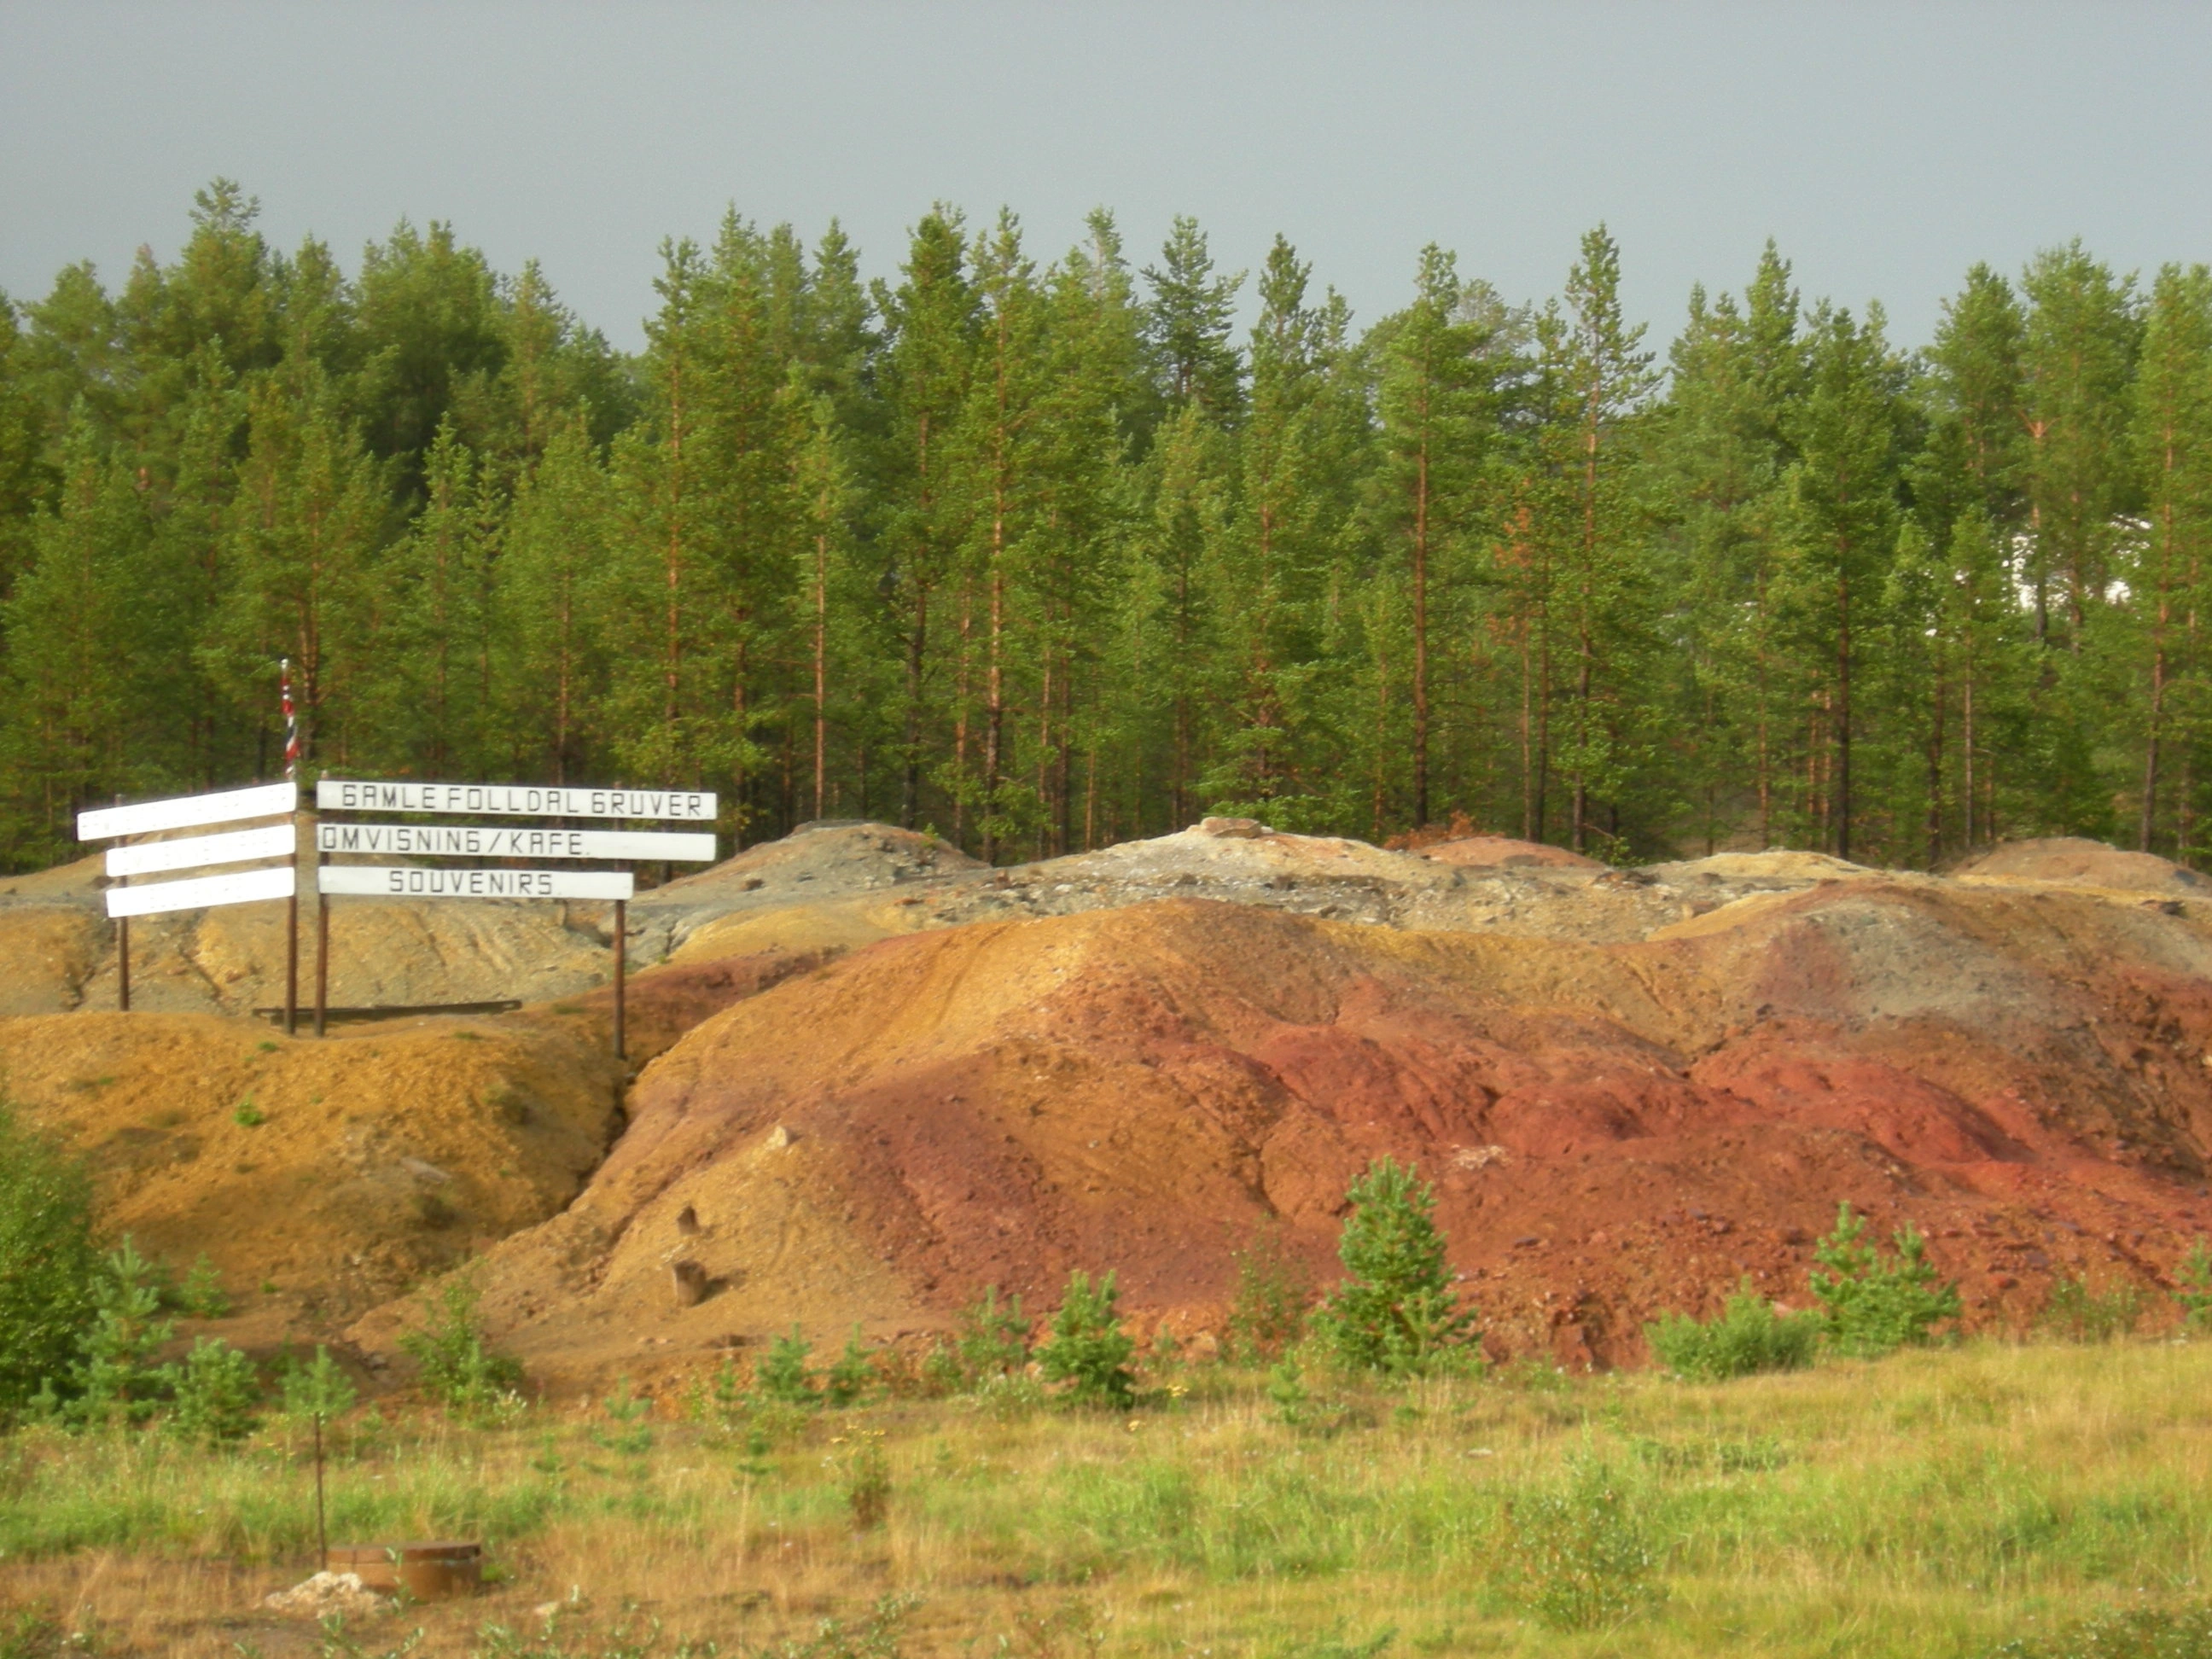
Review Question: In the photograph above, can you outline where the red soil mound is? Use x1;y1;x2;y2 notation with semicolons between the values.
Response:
429;880;2212;1383
1;946;830;1359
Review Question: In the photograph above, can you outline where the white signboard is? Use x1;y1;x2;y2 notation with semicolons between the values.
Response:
106;864;297;919
107;823;296;878
317;823;714;862
319;865;635;901
79;782;296;842
317;780;714;822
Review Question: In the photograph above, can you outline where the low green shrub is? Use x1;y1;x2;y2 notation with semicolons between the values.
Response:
1645;1278;1820;1379
823;1327;878;1408
1508;1458;1663;1631
174;1254;230;1319
754;1327;818;1406
0;1098;102;1413
595;1377;653;1455
1036;1269;1136;1407
840;1429;891;1531
1807;1202;1960;1358
2040;1275;2147;1344
398;1274;525;1418
2174;1240;2212;1335
1986;1599;2212;1657
167;1337;259;1445
277;1345;359;1421
1226;1220;1313;1363
954;1284;1029;1382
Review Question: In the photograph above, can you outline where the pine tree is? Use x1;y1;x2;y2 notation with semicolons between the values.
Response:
2131;265;2212;857
498;418;613;783
1;416;152;862
1779;303;1906;861
1370;245;1493;828
1659;243;1803;851
1551;226;1659;854
212;368;387;771
1143;216;1243;424
377;418;498;777
873;210;977;830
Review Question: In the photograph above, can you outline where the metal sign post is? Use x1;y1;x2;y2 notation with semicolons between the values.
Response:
78;783;300;1016
313;780;717;1055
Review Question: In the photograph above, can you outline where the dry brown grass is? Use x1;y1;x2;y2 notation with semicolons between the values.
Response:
4;1340;2211;1656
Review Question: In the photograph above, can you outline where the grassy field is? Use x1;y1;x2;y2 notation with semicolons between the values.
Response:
2;1341;2209;1658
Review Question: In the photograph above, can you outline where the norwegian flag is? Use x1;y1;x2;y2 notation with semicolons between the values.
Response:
281;658;300;781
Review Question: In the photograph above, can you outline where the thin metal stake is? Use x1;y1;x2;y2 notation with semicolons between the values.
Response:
285;884;299;1037
613;899;626;1060
114;795;129;1013
314;860;329;1039
284;812;300;1035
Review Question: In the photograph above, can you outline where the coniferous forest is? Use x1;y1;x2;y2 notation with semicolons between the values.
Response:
2;181;2207;873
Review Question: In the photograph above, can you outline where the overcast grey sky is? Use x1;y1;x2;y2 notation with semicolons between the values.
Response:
2;1;2206;354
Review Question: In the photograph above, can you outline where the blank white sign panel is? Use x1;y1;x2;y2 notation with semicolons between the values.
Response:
319;866;634;901
106;823;296;878
316;823;714;861
79;782;296;842
105;864;297;918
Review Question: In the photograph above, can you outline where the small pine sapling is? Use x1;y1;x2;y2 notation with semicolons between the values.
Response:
596;1377;653;1454
399;1274;525;1418
178;1254;230;1319
2178;1239;2212;1333
955;1285;1029;1383
277;1345;358;1420
167;1337;260;1445
1226;1221;1313;1363
840;1429;891;1530
1265;1357;1309;1427
1036;1270;1137;1407
754;1326;817;1406
1807;1203;1961;1358
1315;1159;1477;1374
824;1327;877;1408
67;1238;177;1429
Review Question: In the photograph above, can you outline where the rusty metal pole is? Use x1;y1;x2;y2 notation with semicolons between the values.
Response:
314;847;329;1039
114;795;130;1012
284;869;299;1036
613;899;626;1060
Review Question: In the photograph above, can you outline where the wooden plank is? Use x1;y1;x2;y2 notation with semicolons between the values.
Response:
106;823;296;877
79;782;296;841
105;864;296;918
256;999;521;1027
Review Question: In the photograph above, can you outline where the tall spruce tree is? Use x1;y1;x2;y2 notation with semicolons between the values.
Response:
2131;265;2212;857
1371;244;1492;829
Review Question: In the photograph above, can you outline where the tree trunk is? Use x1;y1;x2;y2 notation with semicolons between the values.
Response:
1412;434;1430;828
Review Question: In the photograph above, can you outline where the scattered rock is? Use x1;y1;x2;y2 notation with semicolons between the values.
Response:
261;1572;392;1618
